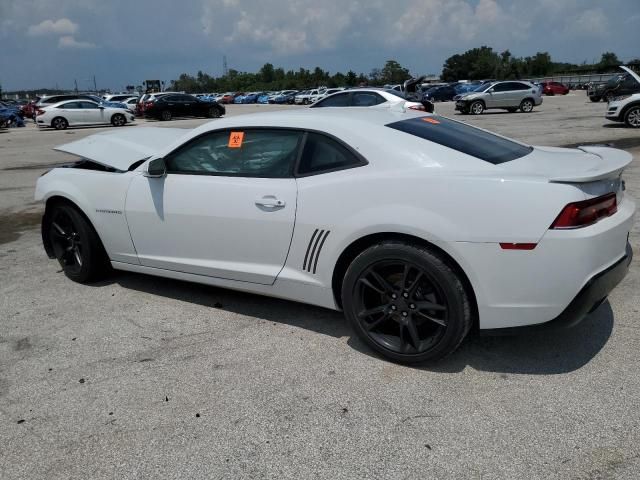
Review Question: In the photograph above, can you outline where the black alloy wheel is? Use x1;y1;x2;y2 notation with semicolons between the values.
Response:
342;242;472;363
47;204;110;283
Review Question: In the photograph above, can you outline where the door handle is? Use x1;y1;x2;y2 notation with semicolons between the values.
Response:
255;196;285;208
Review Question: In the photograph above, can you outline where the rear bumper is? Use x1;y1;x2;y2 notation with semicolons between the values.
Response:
482;242;632;335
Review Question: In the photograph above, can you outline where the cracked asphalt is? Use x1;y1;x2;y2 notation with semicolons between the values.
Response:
1;97;639;479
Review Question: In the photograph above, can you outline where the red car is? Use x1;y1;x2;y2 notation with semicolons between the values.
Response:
541;81;570;96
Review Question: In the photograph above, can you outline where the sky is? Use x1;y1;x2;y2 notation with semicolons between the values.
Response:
1;0;639;91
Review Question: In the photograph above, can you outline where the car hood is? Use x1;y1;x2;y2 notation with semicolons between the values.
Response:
54;127;187;171
502;145;632;183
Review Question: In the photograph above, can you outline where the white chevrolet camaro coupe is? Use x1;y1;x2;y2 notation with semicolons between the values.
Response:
36;100;135;130
35;109;635;363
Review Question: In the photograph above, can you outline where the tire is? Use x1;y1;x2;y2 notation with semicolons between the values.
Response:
303;98;309;105
519;99;534;113
51;117;68;130
469;101;484;115
161;110;172;121
624;106;640;128
507;107;518;113
111;113;126;127
341;241;472;363
207;106;221;118
589;96;601;103
46;203;110;283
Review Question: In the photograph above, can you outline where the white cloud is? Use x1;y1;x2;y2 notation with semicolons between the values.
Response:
58;35;96;49
27;18;78;36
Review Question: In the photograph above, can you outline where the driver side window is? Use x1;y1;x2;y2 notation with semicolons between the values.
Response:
165;129;303;178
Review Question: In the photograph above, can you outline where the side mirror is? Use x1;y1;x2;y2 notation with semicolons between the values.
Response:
144;158;166;178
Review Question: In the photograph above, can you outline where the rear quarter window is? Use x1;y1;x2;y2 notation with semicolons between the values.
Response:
386;116;532;164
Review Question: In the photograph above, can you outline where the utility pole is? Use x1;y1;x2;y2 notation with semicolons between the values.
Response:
223;55;228;76
74;79;78;93
93;75;97;92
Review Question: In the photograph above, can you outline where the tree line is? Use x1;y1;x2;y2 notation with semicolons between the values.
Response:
171;49;636;93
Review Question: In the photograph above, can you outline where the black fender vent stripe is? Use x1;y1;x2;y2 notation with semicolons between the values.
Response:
312;230;330;274
303;229;331;273
303;229;319;271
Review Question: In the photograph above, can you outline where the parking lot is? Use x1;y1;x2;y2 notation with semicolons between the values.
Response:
1;94;639;479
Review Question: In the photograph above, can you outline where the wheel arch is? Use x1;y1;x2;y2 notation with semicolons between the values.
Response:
42;195;107;260
620;100;640;119
331;232;479;328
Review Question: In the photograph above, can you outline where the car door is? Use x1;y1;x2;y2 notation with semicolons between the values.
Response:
161;95;182;117
79;101;106;124
487;83;509;107
125;128;303;285
55;101;82;125
179;94;196;117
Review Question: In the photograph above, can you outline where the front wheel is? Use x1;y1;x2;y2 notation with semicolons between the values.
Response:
624;106;640;128
161;110;172;121
47;204;110;283
469;101;484;115
520;99;534;113
111;113;126;127
341;242;472;363
589;96;601;103
207;106;221;118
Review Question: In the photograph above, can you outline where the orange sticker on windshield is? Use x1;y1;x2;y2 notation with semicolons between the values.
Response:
421;117;440;124
228;131;245;148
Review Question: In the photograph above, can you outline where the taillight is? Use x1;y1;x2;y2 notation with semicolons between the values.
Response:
145;101;154;108
550;193;617;229
408;105;426;111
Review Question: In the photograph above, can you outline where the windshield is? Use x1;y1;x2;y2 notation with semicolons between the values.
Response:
473;83;492;92
386;116;532;164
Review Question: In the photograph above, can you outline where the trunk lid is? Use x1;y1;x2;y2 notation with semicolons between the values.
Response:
501;145;632;183
54;127;187;171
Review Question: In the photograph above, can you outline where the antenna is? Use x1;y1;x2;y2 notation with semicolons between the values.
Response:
223;55;229;76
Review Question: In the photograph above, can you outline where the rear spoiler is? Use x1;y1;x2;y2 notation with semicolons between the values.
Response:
549;146;632;183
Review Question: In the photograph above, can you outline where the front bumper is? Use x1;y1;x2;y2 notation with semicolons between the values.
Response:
483;242;632;335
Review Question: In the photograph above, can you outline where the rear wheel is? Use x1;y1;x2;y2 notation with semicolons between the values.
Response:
161;110;172;121
51;117;68;130
520;99;534;113
207;106;221;118
589;96;601;103
624;106;640;128
341;242;472;363
47;204;110;283
469;101;484;115
111;113;126;127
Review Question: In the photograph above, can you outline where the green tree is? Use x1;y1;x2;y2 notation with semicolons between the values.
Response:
380;60;411;84
598;52;621;71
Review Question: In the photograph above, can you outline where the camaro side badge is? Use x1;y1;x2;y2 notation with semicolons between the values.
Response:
96;209;122;215
228;131;245;148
